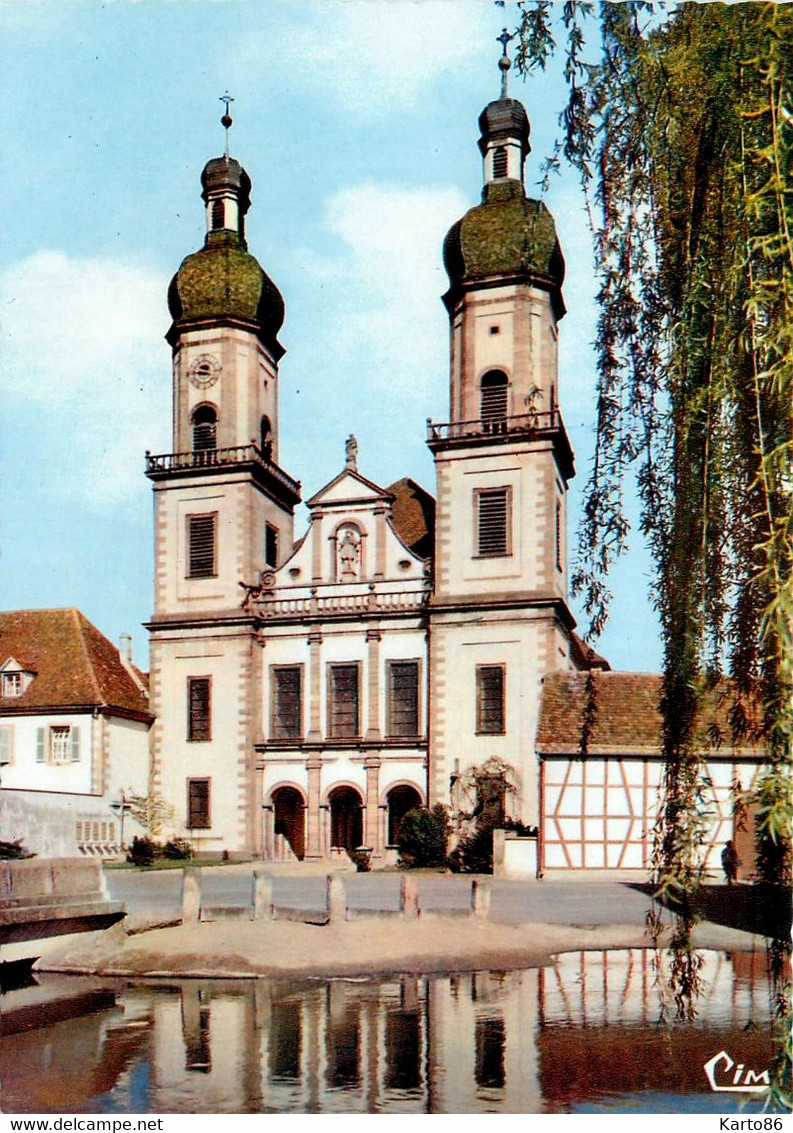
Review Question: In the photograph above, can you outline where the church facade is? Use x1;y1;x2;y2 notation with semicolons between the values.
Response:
145;65;765;871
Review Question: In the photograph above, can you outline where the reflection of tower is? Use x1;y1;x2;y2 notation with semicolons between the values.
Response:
146;104;301;853
428;38;575;825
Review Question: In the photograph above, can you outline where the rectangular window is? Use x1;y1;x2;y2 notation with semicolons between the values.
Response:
476;488;511;556
265;522;279;569
51;725;71;763
476;665;505;735
328;663;360;739
387;661;420;737
187;677;212;742
271;666;302;739
2;672;22;697
188;512;217;578
187;778;211;829
0;725;13;765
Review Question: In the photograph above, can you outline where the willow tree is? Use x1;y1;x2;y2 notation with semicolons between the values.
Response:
514;0;792;1101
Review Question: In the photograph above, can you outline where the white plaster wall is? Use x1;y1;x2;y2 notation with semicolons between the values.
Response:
152;630;254;851
1;712;95;794
106;716;150;801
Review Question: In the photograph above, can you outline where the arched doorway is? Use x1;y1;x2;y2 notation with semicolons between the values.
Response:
272;786;305;860
329;785;363;851
387;784;422;846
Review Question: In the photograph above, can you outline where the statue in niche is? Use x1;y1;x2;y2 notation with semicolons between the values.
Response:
338;527;360;581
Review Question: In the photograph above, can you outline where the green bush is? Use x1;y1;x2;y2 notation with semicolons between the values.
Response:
126;836;157;867
447;825;494;874
396;805;449;869
163;838;192;860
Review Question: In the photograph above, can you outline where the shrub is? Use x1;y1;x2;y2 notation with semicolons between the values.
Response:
397;805;449;869
126;835;157;867
446;824;494;874
162;838;192;860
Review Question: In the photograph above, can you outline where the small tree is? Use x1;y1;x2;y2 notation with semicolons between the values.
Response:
396;805;449;869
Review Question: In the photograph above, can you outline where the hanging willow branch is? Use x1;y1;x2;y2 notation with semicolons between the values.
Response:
515;0;793;1100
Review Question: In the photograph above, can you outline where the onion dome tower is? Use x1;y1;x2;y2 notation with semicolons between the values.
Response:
146;98;301;858
426;37;576;827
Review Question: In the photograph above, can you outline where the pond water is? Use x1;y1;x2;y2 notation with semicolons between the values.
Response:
0;949;783;1114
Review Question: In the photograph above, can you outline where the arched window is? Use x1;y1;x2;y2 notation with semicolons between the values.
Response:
192;404;217;452
480;370;509;432
260;416;273;460
211;200;224;230
492;146;508;179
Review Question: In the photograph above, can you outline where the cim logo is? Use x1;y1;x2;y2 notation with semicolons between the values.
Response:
704;1050;770;1093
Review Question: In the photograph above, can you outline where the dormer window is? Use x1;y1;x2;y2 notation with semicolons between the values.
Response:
2;672;22;698
1;661;32;698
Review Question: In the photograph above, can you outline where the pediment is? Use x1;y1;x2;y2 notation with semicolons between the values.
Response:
307;468;393;509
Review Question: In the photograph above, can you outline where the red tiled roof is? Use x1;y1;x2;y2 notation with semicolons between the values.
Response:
387;477;435;559
0;608;152;720
537;671;767;757
569;631;611;671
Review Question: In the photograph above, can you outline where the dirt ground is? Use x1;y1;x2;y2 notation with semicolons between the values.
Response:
37;913;763;981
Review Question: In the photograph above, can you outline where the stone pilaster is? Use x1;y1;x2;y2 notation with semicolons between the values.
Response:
307;630;322;740
365;628;381;741
305;757;323;859
364;755;382;856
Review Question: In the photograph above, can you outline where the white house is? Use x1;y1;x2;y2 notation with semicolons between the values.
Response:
0;608;153;857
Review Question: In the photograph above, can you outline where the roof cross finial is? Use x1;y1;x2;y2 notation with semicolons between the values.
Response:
219;91;234;157
496;28;514;98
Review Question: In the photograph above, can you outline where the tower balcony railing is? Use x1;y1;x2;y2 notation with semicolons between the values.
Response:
426;409;563;444
145;443;301;496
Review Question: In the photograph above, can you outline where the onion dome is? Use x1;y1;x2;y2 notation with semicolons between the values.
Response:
443;183;566;294
167;144;285;355
442;32;565;314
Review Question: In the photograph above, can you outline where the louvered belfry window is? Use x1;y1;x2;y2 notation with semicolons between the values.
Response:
476;665;505;735
272;666;302;739
492;146;508;179
387;661;419;737
188;677;211;742
329;664;359;739
477;488;510;556
480;370;508;431
187;778;211;828
188;513;217;578
192;404;217;452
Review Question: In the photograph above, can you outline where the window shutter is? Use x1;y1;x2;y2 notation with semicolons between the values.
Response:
71;726;80;761
329;664;359;738
477;666;505;734
272;667;301;739
188;677;212;741
188;779;211;828
0;728;11;765
188;514;217;578
36;727;45;762
265;523;279;569
477;489;509;556
388;662;419;737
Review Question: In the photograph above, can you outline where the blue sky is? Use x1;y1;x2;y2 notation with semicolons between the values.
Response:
0;0;661;673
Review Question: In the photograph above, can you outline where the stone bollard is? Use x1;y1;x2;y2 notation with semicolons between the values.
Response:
182;867;201;924
252;869;274;921
327;872;347;924
471;877;491;920
400;873;419;921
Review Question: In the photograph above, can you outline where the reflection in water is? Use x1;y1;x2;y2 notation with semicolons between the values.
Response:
0;950;782;1114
